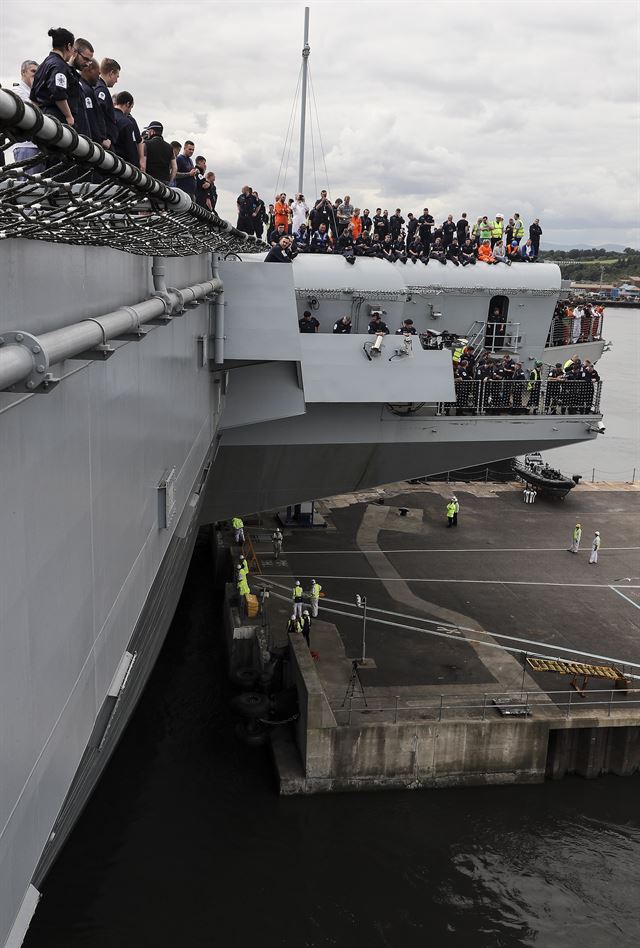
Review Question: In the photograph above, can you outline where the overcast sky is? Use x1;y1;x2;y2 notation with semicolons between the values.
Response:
1;0;638;247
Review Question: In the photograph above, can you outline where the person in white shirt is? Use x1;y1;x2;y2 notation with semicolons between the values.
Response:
589;531;601;564
292;194;309;233
10;60;40;162
571;306;583;344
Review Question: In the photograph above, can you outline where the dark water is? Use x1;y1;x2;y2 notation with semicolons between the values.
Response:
24;536;640;948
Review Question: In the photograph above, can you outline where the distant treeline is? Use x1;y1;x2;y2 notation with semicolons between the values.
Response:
539;248;640;282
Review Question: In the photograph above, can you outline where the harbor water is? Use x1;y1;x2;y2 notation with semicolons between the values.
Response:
24;530;640;948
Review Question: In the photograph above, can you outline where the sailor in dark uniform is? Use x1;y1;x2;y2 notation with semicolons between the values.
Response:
112;92;140;166
30;28;81;129
94;60;120;151
264;237;294;262
78;60;106;144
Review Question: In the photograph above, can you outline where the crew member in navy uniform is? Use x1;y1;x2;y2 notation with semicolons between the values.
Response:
264;236;294;262
237;185;255;234
368;312;389;334
112;91;140;166
30;27;79;128
95;58;120;150
333;316;352;334
78;59;107;145
418;208;434;249
252;191;267;239
299;310;320;333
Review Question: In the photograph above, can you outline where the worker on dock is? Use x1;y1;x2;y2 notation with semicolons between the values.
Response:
301;610;312;648
236;569;250;603
287;613;302;636
238;554;248;578
310;579;322;617
452;496;459;527
589;531;601;565
293;580;304;618
272;528;283;560
231;516;245;545
446;498;456;527
569;523;582;554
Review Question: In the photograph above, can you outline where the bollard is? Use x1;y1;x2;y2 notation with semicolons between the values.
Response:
592;468;595;483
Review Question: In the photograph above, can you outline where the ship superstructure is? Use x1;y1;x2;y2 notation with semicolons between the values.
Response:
0;90;605;947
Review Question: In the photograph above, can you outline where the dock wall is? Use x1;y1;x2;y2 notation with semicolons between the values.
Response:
278;636;640;793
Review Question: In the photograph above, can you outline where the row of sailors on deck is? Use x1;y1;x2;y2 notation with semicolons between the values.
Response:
450;352;600;415
299;313;420;335
265;231;537;264
250;194;543;255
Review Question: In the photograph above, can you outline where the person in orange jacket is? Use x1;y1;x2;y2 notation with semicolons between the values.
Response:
351;209;362;239
274;193;290;232
477;239;497;264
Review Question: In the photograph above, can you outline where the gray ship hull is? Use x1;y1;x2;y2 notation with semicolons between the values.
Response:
0;238;603;947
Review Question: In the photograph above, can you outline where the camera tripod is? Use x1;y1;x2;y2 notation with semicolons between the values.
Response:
341;659;368;708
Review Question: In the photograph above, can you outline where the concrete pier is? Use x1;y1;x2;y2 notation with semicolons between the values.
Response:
239;480;640;792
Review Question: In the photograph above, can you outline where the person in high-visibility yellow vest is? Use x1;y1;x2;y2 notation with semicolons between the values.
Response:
569;523;582;554
292;580;304;618
478;216;492;242
490;214;504;248
238;554;248;577
446;499;456;527
452;496;459;527
287;614;302;636
237;572;250;599
513;213;525;244
231;516;245;544
310;580;322;617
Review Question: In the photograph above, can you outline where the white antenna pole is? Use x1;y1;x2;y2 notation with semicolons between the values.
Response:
298;7;310;196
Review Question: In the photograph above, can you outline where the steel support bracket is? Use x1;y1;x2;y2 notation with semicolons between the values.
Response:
0;329;54;393
112;326;153;341
67;343;116;361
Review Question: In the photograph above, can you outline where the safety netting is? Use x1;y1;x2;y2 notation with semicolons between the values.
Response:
0;114;265;257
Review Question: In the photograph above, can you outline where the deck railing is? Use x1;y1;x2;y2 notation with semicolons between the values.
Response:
435;378;603;417
546;313;604;347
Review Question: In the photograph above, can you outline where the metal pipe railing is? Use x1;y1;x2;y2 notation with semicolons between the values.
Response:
436;379;603;417
333;686;640;724
0;278;222;392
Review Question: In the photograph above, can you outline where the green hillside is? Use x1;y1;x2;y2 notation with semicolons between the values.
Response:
539;248;640;283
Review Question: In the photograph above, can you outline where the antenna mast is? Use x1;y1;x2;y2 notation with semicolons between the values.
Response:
298;7;310;196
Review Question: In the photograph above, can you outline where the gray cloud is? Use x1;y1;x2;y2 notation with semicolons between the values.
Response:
1;0;637;247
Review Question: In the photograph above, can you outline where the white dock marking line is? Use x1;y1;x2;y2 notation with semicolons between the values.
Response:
609;586;640;611
258;547;640;555
260;583;640;672
259;573;640;589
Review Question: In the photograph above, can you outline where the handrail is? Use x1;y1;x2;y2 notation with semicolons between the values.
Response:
0;278;222;392
333;686;640;725
386;379;603;417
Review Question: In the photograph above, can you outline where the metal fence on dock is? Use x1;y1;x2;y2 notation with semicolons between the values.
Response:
333;687;640;725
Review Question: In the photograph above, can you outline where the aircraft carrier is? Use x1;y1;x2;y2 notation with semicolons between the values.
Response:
0;89;606;946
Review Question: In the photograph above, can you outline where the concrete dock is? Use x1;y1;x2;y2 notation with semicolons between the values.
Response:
240;480;640;792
